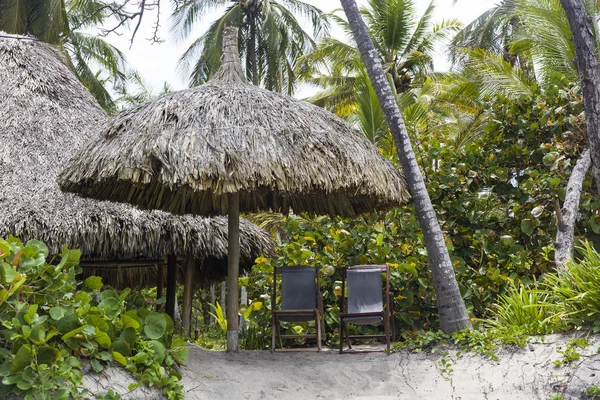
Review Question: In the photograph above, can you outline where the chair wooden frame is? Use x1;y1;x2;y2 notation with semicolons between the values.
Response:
271;266;324;352
339;265;393;353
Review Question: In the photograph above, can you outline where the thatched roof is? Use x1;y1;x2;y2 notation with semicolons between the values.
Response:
0;33;273;272
58;27;410;218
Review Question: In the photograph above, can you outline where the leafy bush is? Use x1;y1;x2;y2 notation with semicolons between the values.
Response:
480;285;564;335
543;242;600;332
0;236;188;399
479;242;600;337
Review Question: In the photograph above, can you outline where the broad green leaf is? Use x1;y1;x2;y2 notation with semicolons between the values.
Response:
144;313;167;340
590;215;600;234
119;288;131;300
49;307;66;321
119;327;137;347
90;359;104;373
62;326;85;341
0;241;10;259
95;330;112;349
57;314;80;334
121;314;140;331
100;290;120;301
521;219;535;236
83;276;103;291
110;340;131;357
0;262;15;284
98;297;121;319
57;247;81;269
54;387;71;400
88;315;109;332
148;340;165;364
169;338;188;363
112;351;127;366
29;325;45;344
25;240;48;258
37;346;60;366
11;345;32;373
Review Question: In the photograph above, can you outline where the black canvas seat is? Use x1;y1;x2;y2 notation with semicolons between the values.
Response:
339;265;393;353
271;266;323;351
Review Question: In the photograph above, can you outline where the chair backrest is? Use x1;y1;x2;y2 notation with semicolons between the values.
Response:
280;266;317;310
346;266;384;314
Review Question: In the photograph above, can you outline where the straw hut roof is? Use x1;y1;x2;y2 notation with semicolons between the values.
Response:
58;28;410;218
0;33;273;279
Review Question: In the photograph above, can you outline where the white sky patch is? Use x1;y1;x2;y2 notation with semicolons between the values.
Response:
101;0;497;96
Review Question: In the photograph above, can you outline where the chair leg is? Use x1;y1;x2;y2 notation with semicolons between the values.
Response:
271;313;277;352
316;311;322;352
339;319;344;354
384;313;391;353
277;321;284;349
345;323;352;350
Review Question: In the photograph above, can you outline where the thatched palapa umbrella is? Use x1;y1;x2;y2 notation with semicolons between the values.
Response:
59;27;410;351
0;33;274;329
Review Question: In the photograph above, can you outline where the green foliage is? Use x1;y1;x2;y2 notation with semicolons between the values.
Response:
207;302;227;334
553;338;588;367
584;385;600;399
480;243;600;341
0;236;187;399
480;285;564;335
393;330;450;352
393;327;527;361
171;0;328;93
543;242;600;331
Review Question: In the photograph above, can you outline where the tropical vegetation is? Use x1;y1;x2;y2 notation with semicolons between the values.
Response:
2;0;600;395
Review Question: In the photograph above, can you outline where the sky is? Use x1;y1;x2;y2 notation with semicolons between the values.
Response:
103;0;498;95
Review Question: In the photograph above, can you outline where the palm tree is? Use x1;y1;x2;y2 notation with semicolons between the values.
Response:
450;0;517;65
558;0;600;213
299;0;461;152
339;0;472;334
171;0;328;94
113;70;173;109
0;0;127;110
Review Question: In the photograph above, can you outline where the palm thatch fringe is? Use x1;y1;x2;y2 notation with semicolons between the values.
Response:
58;28;411;218
79;257;247;290
0;33;273;282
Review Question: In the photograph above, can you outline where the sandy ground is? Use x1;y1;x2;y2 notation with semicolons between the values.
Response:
82;334;600;400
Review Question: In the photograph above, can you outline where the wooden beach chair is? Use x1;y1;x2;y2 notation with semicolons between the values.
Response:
339;265;393;353
271;266;323;352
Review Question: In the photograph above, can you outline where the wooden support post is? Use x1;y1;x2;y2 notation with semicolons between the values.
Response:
220;281;226;319
239;285;247;332
226;192;240;352
157;263;165;312
166;254;177;320
182;255;195;334
209;284;216;325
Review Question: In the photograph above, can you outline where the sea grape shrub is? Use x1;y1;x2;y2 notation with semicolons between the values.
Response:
245;82;597;337
423;81;597;313
0;236;188;400
248;212;437;339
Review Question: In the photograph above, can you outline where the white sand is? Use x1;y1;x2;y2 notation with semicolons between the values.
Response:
80;334;600;400
179;335;600;400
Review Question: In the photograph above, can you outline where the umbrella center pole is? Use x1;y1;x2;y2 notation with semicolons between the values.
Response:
226;192;241;352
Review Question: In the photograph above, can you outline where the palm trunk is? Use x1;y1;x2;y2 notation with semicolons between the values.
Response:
559;0;600;196
340;0;471;333
249;18;259;86
555;148;591;269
